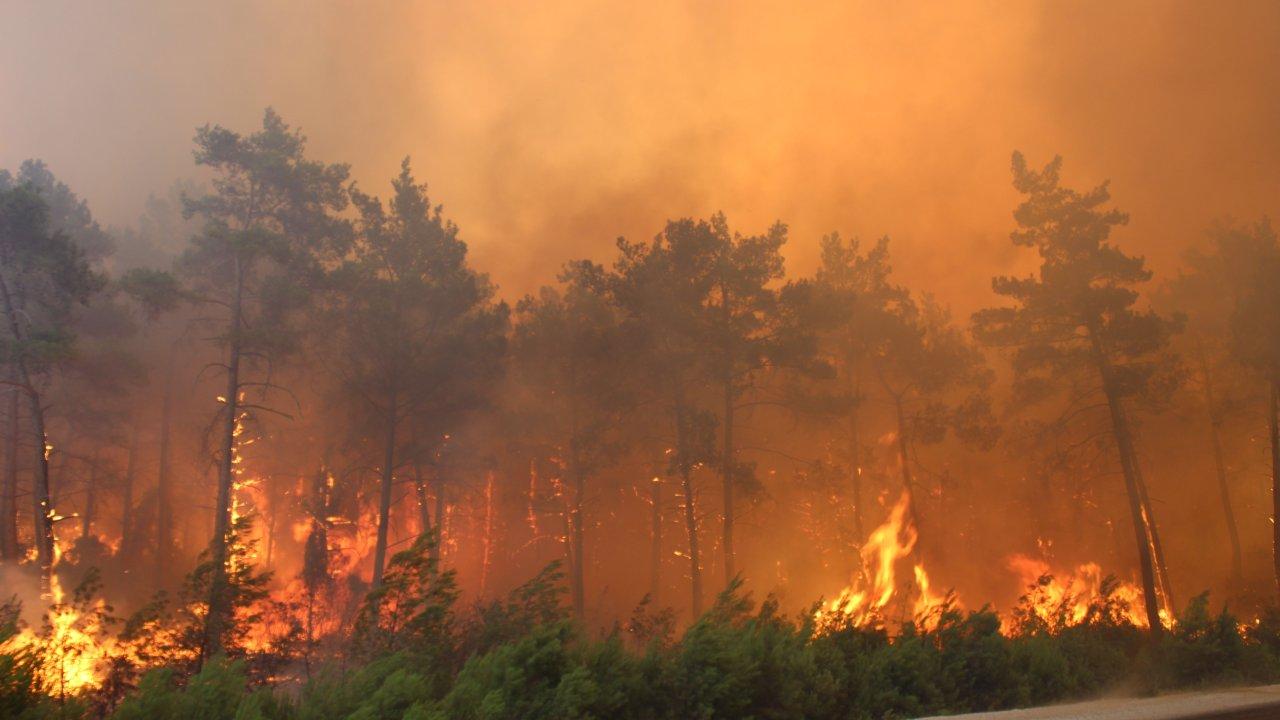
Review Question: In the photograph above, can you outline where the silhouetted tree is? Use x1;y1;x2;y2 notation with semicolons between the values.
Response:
511;260;632;617
877;292;999;539
331;158;506;588
1220;220;1280;597
0;180;102;588
1163;220;1278;586
179;108;350;657
790;234;907;543
611;218;723;618
973;152;1181;633
705;215;786;587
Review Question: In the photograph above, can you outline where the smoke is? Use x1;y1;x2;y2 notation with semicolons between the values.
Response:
2;1;1275;308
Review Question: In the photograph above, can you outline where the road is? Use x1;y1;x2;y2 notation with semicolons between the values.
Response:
917;685;1280;720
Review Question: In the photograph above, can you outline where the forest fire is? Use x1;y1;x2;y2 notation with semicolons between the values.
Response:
3;4;1280;715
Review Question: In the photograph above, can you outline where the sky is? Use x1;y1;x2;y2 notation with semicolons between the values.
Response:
1;0;1277;311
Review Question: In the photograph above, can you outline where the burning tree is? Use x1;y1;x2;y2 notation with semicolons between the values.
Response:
0;176;103;590
178;108;350;658
610;218;724;618
1161;220;1280;587
791;233;906;544
329;158;507;589
510;260;634;617
873;292;999;543
703;216;787;587
1215;220;1280;598
973;152;1183;632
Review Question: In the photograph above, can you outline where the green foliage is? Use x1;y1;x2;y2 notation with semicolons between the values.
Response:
109;657;269;720
460;561;568;659
0;597;45;718
354;532;459;669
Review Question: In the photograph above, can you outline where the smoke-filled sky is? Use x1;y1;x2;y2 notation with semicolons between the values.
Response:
2;0;1277;310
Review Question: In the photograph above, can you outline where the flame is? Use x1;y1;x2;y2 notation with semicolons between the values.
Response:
1004;553;1165;631
2;529;116;696
823;491;948;627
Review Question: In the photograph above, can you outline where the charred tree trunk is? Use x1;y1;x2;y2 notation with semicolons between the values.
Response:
264;474;279;568
1090;327;1164;634
414;465;431;537
681;462;702;618
720;284;736;588
649;474;662;604
155;348;175;584
372;389;397;588
120;420;139;558
568;459;586;617
0;373;17;561
431;476;445;565
1197;342;1243;583
480;469;496;598
302;465;332;681
81;459;97;540
1133;461;1175;615
674;389;703;619
1271;376;1280;600
0;272;53;589
721;365;736;588
847;355;864;544
204;260;244;660
891;394;922;532
27;387;53;591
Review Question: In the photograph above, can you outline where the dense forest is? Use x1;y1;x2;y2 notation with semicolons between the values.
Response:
2;109;1280;718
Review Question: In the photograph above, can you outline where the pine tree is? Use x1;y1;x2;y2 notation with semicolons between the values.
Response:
330;158;506;588
973;152;1182;632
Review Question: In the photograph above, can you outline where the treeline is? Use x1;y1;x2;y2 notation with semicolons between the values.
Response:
1;108;1280;714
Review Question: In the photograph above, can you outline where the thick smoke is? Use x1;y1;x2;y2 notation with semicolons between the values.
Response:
2;1;1276;308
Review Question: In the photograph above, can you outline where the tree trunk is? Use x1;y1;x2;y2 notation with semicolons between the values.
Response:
1133;461;1175;615
566;392;587;615
81;460;96;540
892;394;922;532
28;388;53;591
0;374;17;561
1197;343;1243;584
649;474;662;604
720;283;736;588
204;261;244;660
681;463;702;618
0;272;53;590
1270;376;1280;600
721;366;736;588
120;420;139;557
414;465;431;537
480;470;496;599
848;356;864;544
1090;329;1164;634
155;348;175;585
568;462;586;617
372;390;397;588
431;476;445;565
264;474;278;568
